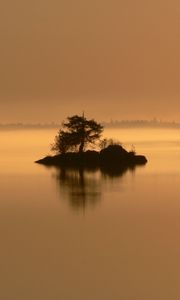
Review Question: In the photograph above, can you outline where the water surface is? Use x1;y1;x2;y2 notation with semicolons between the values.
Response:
1;128;180;299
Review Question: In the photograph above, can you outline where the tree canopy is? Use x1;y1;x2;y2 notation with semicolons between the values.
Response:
52;114;104;154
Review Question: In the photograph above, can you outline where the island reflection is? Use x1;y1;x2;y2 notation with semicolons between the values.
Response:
52;164;140;212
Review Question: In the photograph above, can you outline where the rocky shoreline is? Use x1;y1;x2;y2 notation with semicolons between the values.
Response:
35;145;147;171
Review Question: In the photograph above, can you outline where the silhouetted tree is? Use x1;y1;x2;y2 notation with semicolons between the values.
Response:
52;114;104;154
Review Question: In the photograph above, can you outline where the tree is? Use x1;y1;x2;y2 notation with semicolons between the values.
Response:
52;114;104;154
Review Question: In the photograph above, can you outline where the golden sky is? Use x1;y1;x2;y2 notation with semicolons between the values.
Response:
0;0;180;122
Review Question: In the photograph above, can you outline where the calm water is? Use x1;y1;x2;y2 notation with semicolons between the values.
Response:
1;128;180;300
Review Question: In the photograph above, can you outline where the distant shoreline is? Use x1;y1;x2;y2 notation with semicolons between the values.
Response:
103;119;180;129
1;120;180;130
0;124;60;130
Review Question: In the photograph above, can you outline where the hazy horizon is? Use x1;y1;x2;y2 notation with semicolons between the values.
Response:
1;0;180;122
1;117;180;125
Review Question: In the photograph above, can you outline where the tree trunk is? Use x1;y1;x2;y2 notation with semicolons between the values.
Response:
79;140;84;153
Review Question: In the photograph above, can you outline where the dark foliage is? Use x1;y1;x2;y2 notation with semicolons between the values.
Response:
52;114;103;154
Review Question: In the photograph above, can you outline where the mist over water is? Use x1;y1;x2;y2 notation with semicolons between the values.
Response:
1;128;180;299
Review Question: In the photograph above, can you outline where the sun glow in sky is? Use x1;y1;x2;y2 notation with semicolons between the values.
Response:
0;0;180;122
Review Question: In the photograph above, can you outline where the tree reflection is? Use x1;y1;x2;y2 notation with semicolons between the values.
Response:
55;167;102;212
52;164;142;212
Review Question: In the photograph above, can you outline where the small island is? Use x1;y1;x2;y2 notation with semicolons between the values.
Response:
35;114;147;171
